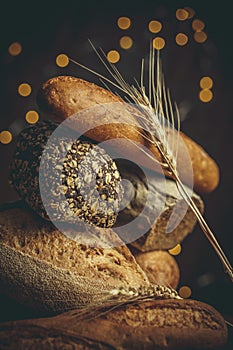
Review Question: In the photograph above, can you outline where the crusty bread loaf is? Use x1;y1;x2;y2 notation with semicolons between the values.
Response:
0;299;227;349
115;160;204;251
0;202;150;314
131;249;180;289
37;76;220;193
9;120;123;227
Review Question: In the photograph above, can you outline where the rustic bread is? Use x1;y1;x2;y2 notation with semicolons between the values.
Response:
9;120;123;228
131;249;180;289
115;160;204;251
37;76;220;193
0;202;150;314
0;299;227;349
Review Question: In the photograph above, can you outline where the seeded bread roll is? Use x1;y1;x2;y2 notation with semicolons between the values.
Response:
0;299;227;349
132;249;180;289
115;159;204;251
9;120;123;228
37;76;220;193
0;203;151;314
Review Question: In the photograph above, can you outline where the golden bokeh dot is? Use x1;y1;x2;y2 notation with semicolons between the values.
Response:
179;286;192;298
25;110;39;124
192;19;205;31
18;83;32;97
107;50;120;63
184;7;195;19
148;20;162;34
176;9;189;21
0;131;12;144
120;36;133;49
194;31;207;43
153;37;165;50
168;244;181;256
200;77;213;89
56;54;69;67
199;89;213;103
117;17;131;30
8;42;22;56
175;33;188;46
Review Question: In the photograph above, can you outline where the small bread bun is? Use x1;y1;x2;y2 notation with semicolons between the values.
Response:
132;249;180;289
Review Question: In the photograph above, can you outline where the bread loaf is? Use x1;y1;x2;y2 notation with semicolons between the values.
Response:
115;159;204;251
9;120;123;228
131;249;180;289
0;299;227;349
0;202;151;314
37;76;220;193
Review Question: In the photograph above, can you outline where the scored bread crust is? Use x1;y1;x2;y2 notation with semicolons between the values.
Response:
0;299;227;349
37;76;220;193
0;204;149;313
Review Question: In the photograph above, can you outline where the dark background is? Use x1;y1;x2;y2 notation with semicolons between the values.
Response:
0;0;233;348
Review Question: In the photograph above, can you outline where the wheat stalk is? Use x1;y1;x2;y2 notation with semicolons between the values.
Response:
53;284;180;321
69;41;233;282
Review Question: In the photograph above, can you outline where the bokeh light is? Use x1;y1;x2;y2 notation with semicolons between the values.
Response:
192;19;205;31
18;83;32;97
200;77;213;89
120;36;133;49
56;54;69;67
25;110;39;124
194;31;207;43
179;286;192;298
176;9;189;21
8;42;22;56
148;20;162;34
117;17;131;30
199;89;213;103
153;37;165;50
184;7;195;19
0;131;12;144
168;244;181;256
107;50;120;63
175;33;188;46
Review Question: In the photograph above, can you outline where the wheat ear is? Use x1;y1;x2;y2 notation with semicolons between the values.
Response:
69;41;233;282
53;284;180;321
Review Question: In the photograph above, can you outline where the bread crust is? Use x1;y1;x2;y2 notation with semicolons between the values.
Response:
37;76;220;193
0;204;149;313
0;299;227;349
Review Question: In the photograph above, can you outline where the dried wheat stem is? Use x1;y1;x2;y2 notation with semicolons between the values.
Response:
69;41;233;282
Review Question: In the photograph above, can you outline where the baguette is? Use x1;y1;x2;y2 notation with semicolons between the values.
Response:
0;203;150;314
37;76;220;194
0;299;227;349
